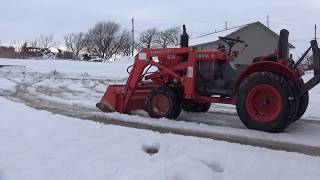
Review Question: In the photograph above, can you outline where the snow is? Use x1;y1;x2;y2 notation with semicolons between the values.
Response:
3;58;319;119
0;78;16;92
0;97;319;180
1;59;320;149
1;58;320;179
303;71;320;118
0;57;134;78
97;110;320;149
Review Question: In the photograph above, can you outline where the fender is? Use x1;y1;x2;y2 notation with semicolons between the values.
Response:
234;61;300;93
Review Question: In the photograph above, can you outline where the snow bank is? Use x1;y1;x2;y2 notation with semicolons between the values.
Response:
0;78;16;92
0;57;134;78
0;97;319;180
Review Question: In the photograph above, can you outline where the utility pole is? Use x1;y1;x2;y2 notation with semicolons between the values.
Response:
131;18;135;57
225;21;228;30
315;24;317;40
267;15;270;29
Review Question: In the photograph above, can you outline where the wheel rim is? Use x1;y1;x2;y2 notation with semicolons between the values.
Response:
246;84;282;122
152;94;170;116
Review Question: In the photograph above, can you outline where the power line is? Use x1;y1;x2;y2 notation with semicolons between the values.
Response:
194;23;248;39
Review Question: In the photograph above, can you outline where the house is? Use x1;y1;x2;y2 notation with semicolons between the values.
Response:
190;21;295;69
24;47;44;58
0;46;19;58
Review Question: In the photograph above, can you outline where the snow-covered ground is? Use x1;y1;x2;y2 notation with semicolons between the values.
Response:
0;57;132;78
1;97;320;180
1;59;320;144
1;58;320;179
1;58;319;118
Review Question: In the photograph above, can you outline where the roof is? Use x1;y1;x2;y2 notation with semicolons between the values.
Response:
189;21;295;49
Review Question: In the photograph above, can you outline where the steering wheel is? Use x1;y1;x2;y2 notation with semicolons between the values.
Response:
218;36;245;44
218;36;246;55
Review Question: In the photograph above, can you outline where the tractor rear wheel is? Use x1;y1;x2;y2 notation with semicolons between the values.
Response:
294;92;309;121
236;72;297;133
288;78;309;122
146;86;181;119
182;100;211;113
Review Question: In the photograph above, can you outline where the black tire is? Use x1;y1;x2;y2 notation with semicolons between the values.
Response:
146;86;181;119
288;78;309;123
236;72;297;133
182;100;211;113
181;100;195;112
198;103;211;112
295;92;309;121
170;86;183;118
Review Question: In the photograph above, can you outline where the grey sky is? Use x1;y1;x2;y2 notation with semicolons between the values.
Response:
0;0;319;55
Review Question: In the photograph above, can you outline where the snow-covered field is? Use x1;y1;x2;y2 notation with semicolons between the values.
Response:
0;57;132;78
1;97;320;180
1;58;320;180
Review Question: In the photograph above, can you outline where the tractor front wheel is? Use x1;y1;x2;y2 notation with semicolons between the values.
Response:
236;72;297;133
146;86;181;119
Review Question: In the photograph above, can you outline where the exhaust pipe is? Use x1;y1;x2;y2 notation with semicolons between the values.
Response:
278;29;289;59
180;24;189;48
180;25;189;62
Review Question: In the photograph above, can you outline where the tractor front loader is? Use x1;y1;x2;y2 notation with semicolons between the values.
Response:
97;25;320;133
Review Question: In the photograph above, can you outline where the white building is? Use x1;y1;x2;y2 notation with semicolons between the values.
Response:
190;21;294;69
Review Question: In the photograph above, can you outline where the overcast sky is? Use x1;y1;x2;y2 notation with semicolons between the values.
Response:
0;0;319;55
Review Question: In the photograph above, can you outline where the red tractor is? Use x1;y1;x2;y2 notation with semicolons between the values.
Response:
97;25;320;133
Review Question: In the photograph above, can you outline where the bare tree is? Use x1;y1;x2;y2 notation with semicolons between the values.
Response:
38;34;56;49
305;54;314;70
10;41;23;49
155;27;181;48
21;41;28;51
30;39;39;48
138;28;159;49
85;21;127;60
118;30;135;56
64;32;87;59
167;27;181;46
20;41;28;59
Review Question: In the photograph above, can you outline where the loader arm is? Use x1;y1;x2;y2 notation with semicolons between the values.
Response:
96;52;151;113
296;40;320;95
122;57;150;112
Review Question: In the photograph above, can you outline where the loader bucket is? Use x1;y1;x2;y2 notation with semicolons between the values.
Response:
96;85;126;113
97;83;157;113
